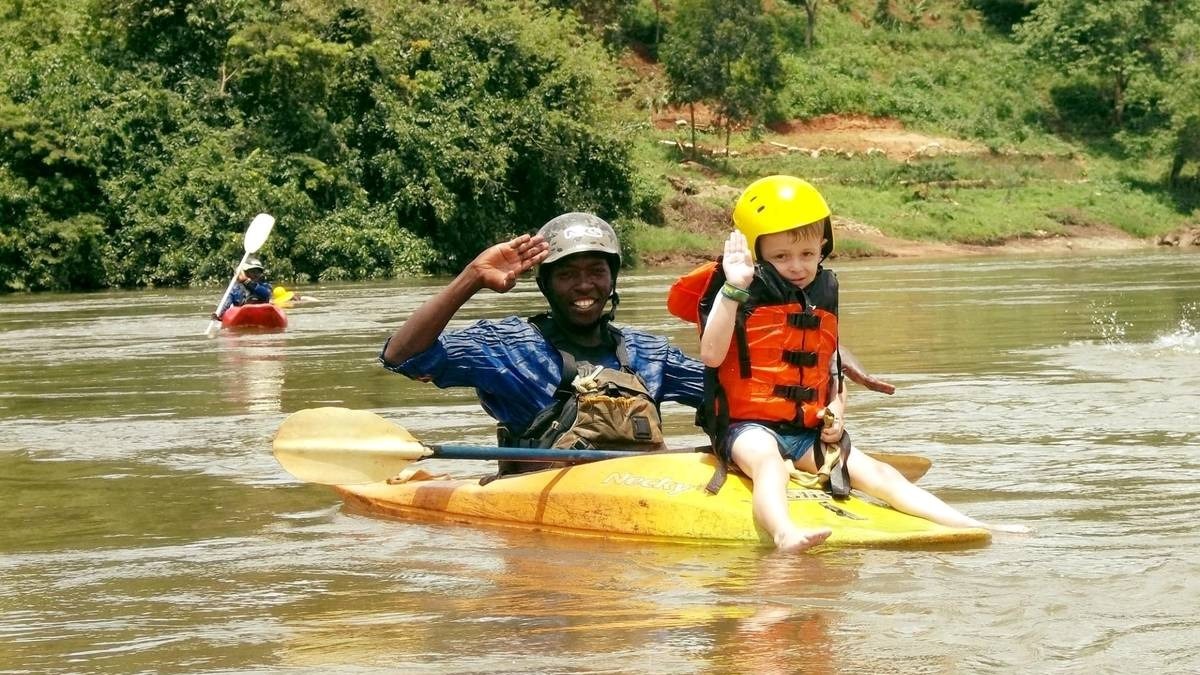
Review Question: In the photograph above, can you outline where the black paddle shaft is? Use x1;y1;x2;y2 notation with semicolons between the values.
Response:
429;445;691;463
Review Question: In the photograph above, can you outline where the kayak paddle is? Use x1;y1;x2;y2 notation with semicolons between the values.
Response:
272;407;663;484
204;213;276;337
272;407;932;485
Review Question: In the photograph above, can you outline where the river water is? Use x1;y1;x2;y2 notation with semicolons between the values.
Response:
2;250;1198;673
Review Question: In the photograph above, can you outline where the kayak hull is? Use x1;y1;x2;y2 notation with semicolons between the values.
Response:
221;303;288;329
334;453;989;548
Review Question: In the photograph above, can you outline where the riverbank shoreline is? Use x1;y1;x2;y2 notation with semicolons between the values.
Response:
832;220;1154;259
641;220;1197;268
635;108;1199;268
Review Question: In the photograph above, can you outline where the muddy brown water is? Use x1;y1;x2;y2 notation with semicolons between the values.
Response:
2;250;1198;673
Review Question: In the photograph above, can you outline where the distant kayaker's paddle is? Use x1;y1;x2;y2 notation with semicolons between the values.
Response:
272;407;932;485
204;213;276;337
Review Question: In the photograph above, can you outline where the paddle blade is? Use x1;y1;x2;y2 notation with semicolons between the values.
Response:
244;213;275;253
272;407;430;485
868;452;932;482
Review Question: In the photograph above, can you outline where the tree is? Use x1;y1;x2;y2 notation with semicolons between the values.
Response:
967;0;1038;34
784;0;820;48
660;0;716;156
661;0;782;156
542;0;633;30
88;0;256;87
358;3;637;270
1160;15;1200;185
1015;0;1175;127
0;1;650;290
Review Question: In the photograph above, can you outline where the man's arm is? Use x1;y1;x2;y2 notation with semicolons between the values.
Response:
839;344;896;395
381;234;548;366
247;280;272;303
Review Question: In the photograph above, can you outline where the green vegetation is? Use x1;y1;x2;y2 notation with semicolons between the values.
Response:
1;0;1198;292
0;0;633;290
631;0;1200;258
660;0;781;156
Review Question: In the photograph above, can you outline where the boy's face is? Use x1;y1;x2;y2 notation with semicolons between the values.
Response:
757;228;824;289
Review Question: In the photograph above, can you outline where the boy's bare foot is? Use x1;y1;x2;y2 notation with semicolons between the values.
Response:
774;527;832;552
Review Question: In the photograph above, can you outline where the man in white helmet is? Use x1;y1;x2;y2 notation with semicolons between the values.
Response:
382;213;703;476
212;256;273;320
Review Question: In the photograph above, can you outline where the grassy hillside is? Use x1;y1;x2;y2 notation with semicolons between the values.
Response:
611;1;1199;263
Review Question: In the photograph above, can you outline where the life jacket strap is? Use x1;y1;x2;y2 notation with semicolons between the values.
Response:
773;384;817;402
632;415;654;442
782;350;819;367
787;312;821;329
735;316;752;379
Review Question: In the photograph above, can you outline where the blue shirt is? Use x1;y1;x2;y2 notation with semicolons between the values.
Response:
217;280;273;317
380;316;704;433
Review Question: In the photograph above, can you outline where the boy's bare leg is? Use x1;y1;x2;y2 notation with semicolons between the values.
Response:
838;447;1030;533
731;428;833;552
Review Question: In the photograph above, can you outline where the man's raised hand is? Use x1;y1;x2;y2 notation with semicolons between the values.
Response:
471;234;550;293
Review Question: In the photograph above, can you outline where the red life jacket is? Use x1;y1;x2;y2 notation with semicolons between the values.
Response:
667;260;840;431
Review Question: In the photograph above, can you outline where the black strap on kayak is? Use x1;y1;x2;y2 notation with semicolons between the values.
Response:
830;431;852;498
812;431;852;500
704;458;729;495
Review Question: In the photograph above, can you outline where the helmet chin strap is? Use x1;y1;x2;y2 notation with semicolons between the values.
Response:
605;290;620;321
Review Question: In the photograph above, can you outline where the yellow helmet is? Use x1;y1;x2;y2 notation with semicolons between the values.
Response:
271;286;295;304
732;175;833;260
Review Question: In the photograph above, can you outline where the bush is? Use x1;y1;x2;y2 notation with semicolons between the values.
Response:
0;1;645;291
9;214;107;291
359;3;637;270
291;203;436;281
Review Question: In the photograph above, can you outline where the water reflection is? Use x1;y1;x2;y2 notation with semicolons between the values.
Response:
217;332;287;416
266;529;858;674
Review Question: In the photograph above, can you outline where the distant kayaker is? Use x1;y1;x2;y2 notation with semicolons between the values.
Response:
213;256;273;320
669;175;1028;552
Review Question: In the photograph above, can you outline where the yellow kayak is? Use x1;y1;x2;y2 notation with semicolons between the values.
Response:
334;452;989;548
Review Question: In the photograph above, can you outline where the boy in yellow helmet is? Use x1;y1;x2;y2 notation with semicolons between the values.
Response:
669;175;1027;552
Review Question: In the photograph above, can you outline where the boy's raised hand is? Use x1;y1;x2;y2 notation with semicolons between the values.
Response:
722;230;755;289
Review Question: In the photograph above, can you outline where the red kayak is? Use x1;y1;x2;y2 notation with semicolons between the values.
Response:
220;303;288;330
